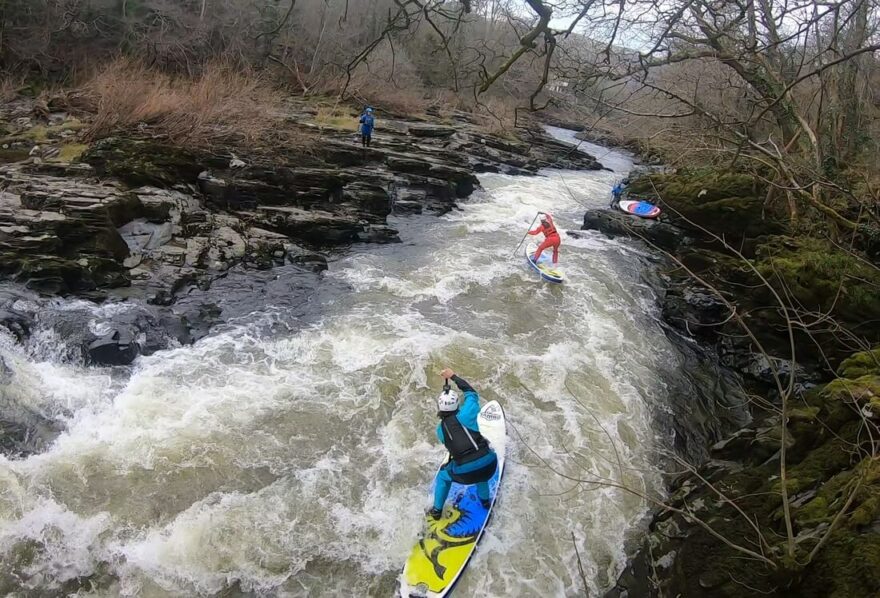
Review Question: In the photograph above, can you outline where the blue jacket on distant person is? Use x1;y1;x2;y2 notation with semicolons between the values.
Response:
359;111;375;135
359;108;375;147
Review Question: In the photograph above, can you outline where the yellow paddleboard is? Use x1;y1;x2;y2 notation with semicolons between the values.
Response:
399;401;507;597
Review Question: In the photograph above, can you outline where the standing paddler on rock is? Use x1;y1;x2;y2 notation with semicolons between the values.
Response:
358;106;375;148
611;181;624;207
427;368;498;520
528;211;562;264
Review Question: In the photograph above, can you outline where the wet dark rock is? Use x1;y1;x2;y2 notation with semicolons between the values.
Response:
288;252;328;272
0;416;58;458
407;124;457;138
0;165;134;294
661;283;727;340
0;306;32;342
87;329;140;366
251;206;365;244
718;339;819;388
654;319;752;465
582;208;691;251
359;224;400;244
169;263;328;342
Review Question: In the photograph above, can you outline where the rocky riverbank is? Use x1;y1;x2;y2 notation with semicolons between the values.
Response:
584;169;880;597
0;96;601;367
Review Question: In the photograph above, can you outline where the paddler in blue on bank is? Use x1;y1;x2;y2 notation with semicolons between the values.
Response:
427;368;498;520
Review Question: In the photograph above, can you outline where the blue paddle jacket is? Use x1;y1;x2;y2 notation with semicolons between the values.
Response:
359;113;375;135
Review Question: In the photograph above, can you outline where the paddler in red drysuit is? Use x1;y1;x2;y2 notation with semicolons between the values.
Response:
528;212;561;264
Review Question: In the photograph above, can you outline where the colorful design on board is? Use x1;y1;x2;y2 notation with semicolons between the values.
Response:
618;199;661;219
526;243;564;284
404;472;500;595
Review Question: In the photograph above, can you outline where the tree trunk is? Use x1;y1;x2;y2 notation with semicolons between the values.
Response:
838;0;869;160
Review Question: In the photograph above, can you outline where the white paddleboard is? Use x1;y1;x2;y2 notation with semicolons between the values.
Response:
617;199;661;219
526;242;564;283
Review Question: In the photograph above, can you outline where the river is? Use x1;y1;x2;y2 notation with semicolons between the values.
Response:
0;132;687;596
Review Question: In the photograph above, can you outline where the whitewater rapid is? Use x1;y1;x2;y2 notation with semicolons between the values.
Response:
0;133;684;596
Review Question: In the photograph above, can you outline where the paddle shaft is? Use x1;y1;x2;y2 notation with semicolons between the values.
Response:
513;212;540;256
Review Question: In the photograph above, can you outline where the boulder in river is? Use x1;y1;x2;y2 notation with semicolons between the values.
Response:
87;328;139;366
581;208;691;251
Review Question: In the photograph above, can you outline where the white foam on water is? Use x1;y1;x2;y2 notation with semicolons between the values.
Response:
0;478;112;590
0;139;681;596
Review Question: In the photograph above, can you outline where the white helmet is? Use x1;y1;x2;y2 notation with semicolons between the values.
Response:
437;388;459;412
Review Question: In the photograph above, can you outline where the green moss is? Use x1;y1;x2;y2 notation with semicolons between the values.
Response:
782;437;857;496
807;533;880;597
312;105;358;131
24;124;49;141
629;169;762;201
798;495;831;523
837;348;880;378
756;236;880;326
789;406;820;421
629;170;787;240
849;495;880;527
53;143;89;162
822;375;880;416
54;119;87;133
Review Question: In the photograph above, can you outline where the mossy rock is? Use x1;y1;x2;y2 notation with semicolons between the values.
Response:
53;143;89;163
837;348;880;378
632;346;880;598
629;170;787;241
82;137;227;188
754;236;880;346
803;532;880;597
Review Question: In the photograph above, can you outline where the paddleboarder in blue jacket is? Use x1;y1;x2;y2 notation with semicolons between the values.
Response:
429;368;498;520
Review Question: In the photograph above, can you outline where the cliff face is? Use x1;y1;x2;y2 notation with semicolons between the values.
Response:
590;169;880;597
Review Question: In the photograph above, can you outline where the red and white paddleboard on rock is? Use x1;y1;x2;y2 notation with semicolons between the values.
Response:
617;199;661;219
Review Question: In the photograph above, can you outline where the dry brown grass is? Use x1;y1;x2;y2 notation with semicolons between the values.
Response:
352;85;429;117
1;75;23;103
80;59;283;145
313;103;358;131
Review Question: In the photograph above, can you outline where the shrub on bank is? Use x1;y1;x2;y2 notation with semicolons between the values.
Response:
78;59;283;146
